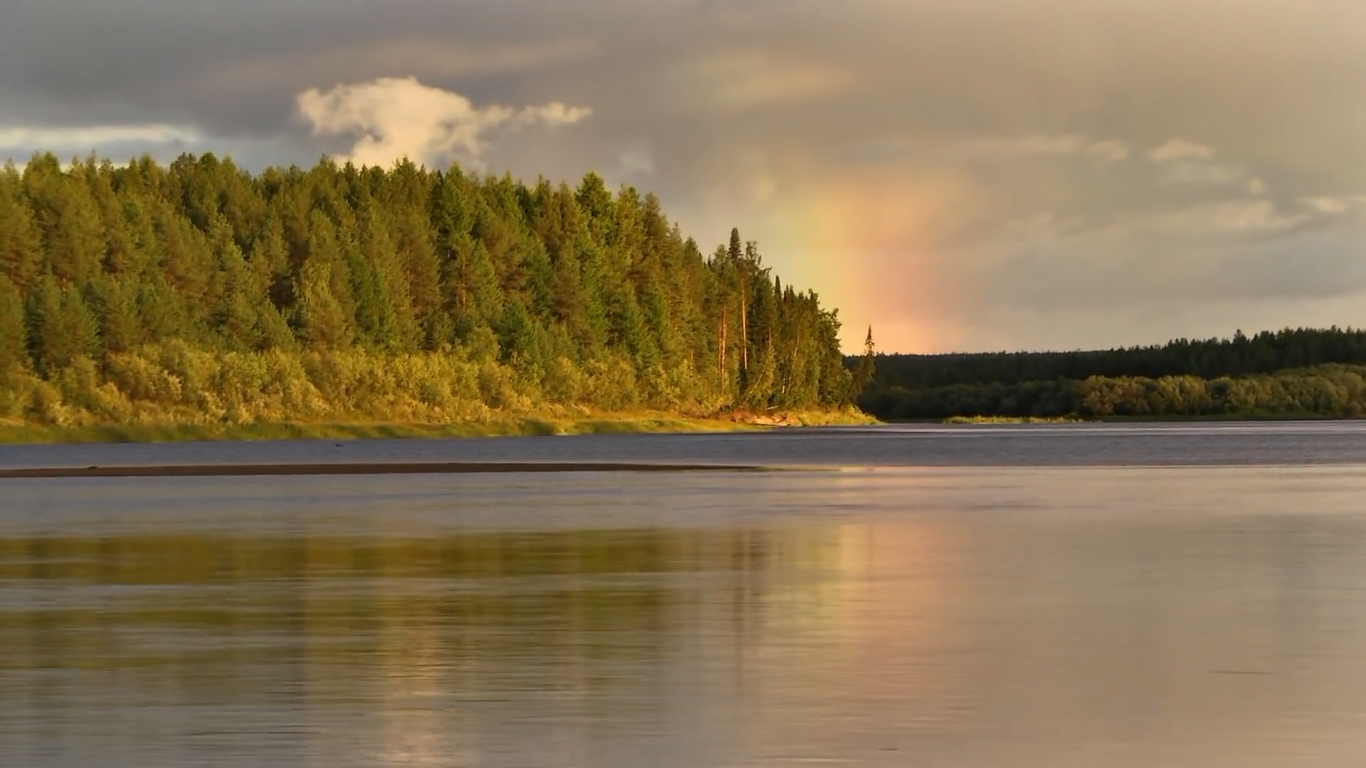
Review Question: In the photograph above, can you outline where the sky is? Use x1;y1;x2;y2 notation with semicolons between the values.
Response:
3;0;1365;354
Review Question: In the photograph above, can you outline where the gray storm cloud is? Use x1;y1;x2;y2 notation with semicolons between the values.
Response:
3;0;1365;351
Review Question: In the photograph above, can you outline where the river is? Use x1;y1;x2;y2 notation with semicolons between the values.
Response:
3;423;1366;766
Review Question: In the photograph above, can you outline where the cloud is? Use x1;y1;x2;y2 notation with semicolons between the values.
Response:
1161;161;1247;185
0;123;203;152
960;134;1131;163
682;52;848;110
1303;196;1366;214
295;76;591;169
1148;139;1215;162
1086;140;1133;163
514;101;593;128
6;0;1366;353
197;37;599;102
1154;199;1310;236
1147;139;1248;188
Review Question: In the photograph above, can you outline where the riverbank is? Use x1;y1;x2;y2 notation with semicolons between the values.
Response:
942;415;1083;425
932;413;1356;425
0;408;875;444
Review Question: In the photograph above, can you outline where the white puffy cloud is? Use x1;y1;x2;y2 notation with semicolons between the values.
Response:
296;76;590;169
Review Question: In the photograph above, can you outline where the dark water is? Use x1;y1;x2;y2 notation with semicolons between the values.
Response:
3;424;1366;767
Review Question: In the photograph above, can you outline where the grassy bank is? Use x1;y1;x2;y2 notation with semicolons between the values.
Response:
942;415;1083;425
1093;412;1349;423
0;408;874;445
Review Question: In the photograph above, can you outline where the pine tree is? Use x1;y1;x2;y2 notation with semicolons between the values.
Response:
444;238;503;332
848;326;876;403
0;165;43;290
293;257;353;350
0;276;29;373
496;299;541;368
136;276;196;347
86;275;143;353
81;160;138;275
394;207;443;327
24;156;107;285
28;276;101;372
356;201;418;349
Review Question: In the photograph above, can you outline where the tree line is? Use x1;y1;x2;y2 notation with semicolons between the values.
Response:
864;328;1366;390
857;328;1366;420
0;154;851;427
861;364;1366;420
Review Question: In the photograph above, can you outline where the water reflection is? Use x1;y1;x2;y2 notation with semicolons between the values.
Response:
0;471;889;768
3;467;1366;767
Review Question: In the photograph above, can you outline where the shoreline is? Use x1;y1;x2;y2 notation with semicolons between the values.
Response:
0;461;766;480
0;409;876;445
892;414;1363;425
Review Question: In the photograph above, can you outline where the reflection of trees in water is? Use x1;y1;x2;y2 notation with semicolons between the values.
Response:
0;524;866;764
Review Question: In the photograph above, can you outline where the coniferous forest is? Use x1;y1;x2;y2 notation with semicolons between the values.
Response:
0;154;854;434
859;329;1366;420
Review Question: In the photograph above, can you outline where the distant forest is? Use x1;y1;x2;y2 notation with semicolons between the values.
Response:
858;329;1366;420
0;154;852;428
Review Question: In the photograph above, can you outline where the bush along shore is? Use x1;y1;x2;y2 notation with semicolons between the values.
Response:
0;410;874;445
0;155;866;441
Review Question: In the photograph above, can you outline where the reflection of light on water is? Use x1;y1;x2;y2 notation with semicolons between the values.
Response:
374;599;467;768
279;470;973;767
295;530;478;768
758;522;872;639
757;470;955;644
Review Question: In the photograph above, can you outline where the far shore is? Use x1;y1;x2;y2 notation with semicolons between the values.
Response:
914;413;1361;425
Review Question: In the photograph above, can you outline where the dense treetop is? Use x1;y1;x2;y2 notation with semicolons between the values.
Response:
0;153;851;426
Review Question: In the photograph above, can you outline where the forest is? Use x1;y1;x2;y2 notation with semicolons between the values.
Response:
0;154;853;434
859;329;1366;420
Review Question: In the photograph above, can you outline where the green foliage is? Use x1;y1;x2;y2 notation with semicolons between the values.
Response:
861;364;1366;420
847;326;876;403
0;165;43;290
858;326;1366;420
0;275;28;374
27;275;101;374
0;154;849;428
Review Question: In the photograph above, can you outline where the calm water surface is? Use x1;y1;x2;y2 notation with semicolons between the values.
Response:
3;424;1366;767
